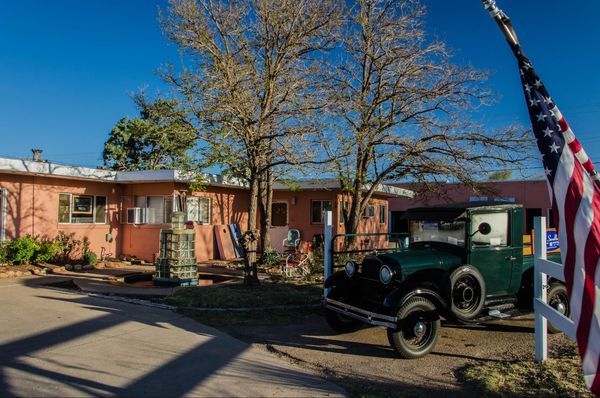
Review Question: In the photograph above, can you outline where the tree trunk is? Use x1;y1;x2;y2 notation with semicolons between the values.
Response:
258;169;273;254
244;176;259;285
344;189;363;249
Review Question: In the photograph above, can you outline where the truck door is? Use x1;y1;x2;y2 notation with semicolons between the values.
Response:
469;211;514;296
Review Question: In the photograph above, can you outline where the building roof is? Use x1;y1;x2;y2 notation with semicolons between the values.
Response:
0;156;412;197
0;157;117;181
273;179;413;198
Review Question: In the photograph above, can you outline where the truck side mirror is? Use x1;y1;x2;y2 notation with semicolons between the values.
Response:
478;222;492;235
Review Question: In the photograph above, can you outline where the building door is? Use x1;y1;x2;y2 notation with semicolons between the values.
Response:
270;202;288;253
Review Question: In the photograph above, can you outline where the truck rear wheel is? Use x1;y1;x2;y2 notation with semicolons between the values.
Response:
325;288;363;333
387;297;440;359
547;283;570;334
447;265;486;321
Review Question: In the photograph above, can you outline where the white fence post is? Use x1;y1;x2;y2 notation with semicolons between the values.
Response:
534;216;548;361
323;210;333;298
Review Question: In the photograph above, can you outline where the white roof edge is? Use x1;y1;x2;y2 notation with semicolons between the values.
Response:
0;157;116;181
0;156;411;196
116;169;177;182
273;179;413;198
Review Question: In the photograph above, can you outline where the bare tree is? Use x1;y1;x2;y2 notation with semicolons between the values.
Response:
324;0;530;245
160;0;342;254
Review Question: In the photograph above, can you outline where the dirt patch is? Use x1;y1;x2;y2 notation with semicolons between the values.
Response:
0;263;41;278
220;313;580;397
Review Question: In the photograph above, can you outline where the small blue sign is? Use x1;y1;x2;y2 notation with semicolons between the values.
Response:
546;230;560;252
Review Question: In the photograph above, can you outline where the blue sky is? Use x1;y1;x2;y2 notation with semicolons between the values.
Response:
1;0;599;173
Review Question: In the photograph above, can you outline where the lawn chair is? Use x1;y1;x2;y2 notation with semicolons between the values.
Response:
282;229;301;253
284;240;311;278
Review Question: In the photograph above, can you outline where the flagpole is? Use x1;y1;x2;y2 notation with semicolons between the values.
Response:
481;0;600;190
481;0;518;47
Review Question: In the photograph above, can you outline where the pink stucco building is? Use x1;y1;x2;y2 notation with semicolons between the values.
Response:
0;155;411;262
388;179;552;235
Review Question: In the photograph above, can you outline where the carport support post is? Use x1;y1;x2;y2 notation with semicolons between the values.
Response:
323;210;333;297
534;216;548;361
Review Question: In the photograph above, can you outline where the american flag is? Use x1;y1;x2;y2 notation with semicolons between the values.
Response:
483;1;600;393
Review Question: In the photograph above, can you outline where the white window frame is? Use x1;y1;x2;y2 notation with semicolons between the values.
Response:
379;204;387;225
135;195;174;225
362;204;375;218
186;196;211;224
311;200;333;224
58;193;107;225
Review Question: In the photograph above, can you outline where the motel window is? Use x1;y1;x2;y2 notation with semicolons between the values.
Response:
164;197;174;224
58;193;107;224
379;204;387;224
362;204;375;218
311;200;332;224
187;197;211;224
135;196;174;224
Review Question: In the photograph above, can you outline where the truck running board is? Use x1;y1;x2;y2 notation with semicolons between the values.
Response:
324;298;398;329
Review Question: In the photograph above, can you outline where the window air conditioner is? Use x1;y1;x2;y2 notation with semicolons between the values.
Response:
127;207;147;224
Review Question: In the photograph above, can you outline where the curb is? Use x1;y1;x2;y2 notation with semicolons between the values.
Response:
80;291;321;313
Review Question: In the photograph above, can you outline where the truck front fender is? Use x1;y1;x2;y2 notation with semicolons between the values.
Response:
383;287;449;313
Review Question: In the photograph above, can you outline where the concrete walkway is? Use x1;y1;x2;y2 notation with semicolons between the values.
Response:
0;277;346;397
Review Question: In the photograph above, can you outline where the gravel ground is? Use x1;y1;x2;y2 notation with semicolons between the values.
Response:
222;312;576;397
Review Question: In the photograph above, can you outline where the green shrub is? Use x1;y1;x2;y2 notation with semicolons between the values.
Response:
55;231;81;262
306;252;324;275
8;236;40;265
0;241;8;264
80;236;97;266
34;239;62;264
83;251;97;266
261;249;280;267
82;236;90;254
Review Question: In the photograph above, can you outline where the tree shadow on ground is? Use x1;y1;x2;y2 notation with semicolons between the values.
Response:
0;278;343;397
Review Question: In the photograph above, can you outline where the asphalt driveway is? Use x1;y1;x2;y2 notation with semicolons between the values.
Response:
0;277;346;397
222;309;576;397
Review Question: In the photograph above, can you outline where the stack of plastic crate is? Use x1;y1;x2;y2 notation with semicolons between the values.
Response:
154;212;198;286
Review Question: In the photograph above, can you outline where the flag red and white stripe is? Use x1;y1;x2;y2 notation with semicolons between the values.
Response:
483;0;600;393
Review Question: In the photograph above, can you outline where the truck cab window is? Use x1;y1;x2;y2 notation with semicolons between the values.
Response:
471;212;509;246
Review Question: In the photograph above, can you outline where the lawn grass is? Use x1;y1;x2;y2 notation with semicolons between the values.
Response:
164;281;323;308
163;281;323;326
460;357;592;397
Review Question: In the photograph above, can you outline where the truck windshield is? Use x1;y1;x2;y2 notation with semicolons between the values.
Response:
409;220;466;247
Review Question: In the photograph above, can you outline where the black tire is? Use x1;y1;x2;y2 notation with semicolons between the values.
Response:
325;288;363;333
446;265;486;321
547;283;570;334
387;297;440;359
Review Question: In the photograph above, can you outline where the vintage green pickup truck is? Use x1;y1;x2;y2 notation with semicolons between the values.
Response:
324;202;568;359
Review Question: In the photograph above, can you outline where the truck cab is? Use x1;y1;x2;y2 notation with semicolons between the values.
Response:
324;202;568;359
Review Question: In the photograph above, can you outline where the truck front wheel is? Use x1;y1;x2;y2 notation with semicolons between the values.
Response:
387;297;440;359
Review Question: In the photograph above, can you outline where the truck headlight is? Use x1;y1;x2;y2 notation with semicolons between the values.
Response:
345;260;357;277
379;265;393;284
